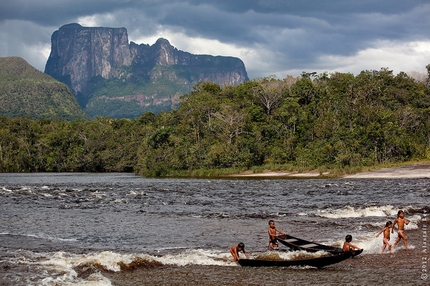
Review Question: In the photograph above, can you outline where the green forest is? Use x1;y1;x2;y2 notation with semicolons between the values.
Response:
1;67;429;177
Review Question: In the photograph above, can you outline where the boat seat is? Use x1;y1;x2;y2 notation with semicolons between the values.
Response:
283;239;298;242
301;243;319;248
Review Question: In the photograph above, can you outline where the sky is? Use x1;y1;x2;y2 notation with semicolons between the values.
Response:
1;0;430;80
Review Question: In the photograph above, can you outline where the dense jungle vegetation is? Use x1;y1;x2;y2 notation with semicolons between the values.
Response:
1;67;430;176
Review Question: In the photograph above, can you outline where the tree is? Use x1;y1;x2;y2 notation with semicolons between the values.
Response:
210;105;247;144
252;78;286;116
291;77;317;105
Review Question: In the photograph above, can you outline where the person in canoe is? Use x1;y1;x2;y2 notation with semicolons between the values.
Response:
268;220;286;250
228;242;249;262
376;221;393;253
342;235;362;252
392;210;410;249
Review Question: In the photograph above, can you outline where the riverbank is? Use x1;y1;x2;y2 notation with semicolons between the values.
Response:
343;162;430;179
233;162;430;179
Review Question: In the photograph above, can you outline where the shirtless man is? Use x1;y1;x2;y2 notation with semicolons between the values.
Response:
392;210;410;249
268;220;285;250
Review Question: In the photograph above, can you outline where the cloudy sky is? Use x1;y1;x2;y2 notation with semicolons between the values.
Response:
1;0;429;79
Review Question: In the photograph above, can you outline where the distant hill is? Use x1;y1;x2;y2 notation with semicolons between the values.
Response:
0;57;89;120
45;23;249;119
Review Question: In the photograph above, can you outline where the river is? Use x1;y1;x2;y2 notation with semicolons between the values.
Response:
0;173;428;285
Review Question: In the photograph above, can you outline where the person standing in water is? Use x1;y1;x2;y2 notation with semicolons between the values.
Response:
376;221;393;253
392;210;410;249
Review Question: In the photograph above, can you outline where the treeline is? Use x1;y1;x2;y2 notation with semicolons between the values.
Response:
1;68;429;176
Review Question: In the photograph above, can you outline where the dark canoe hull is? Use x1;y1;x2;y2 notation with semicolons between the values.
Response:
351;249;363;257
238;252;353;268
277;234;363;257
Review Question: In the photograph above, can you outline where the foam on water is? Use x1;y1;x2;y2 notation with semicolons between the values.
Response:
314;205;425;224
5;228;421;285
316;205;398;218
9;250;114;286
0;232;78;242
325;227;418;255
8;248;236;285
255;250;330;261
40;273;112;286
156;249;229;266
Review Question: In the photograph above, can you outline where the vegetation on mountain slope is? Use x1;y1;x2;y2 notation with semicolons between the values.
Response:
0;57;89;121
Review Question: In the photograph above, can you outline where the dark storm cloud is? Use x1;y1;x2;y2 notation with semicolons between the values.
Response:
0;0;131;26
1;0;429;78
158;1;429;47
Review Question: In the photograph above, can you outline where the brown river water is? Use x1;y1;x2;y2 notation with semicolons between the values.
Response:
0;173;428;285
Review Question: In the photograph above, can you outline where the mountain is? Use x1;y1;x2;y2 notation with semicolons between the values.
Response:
0;56;89;121
45;23;249;118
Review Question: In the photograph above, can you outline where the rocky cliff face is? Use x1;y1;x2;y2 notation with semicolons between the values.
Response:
45;23;249;118
46;23;132;95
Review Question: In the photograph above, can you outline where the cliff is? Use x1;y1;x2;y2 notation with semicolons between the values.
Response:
45;23;249;118
0;56;89;121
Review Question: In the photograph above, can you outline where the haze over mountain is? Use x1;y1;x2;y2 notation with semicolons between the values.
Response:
45;23;249;118
0;56;89;121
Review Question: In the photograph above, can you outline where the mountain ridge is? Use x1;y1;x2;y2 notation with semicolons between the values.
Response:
45;23;249;118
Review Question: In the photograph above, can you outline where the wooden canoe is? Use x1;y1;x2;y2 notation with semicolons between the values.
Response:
276;234;363;257
237;251;353;268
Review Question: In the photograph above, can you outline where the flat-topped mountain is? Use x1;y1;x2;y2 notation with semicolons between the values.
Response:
0;56;89;120
45;23;249;118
